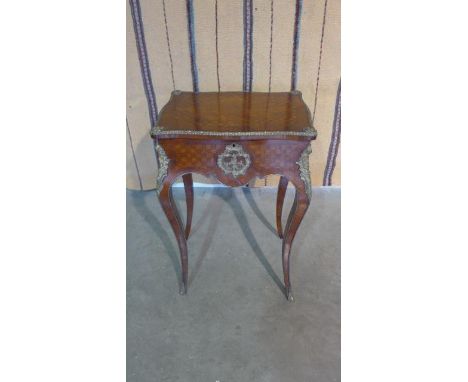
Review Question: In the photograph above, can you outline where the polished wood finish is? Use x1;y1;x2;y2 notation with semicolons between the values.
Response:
157;91;312;134
276;176;289;239
182;173;193;240
282;189;309;301
153;91;316;301
158;179;188;295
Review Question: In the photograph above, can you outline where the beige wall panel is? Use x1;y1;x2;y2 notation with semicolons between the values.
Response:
270;0;295;91
194;0;218;91
309;0;340;186
297;0;324;99
127;0;157;190
332;145;341;185
126;124;141;190
139;0;172;109
298;0;329;187
252;0;273;91
140;0;192;108
297;0;325;127
266;174;281;186
217;0;244;91
162;0;194;92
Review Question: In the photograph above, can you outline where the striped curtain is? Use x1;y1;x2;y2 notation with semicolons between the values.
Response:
127;0;341;190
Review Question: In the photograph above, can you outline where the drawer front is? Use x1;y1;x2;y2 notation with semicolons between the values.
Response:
156;138;310;189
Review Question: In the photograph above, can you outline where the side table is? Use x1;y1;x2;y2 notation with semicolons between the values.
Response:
150;90;317;301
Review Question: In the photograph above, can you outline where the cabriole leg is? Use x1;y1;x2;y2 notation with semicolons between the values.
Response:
282;186;309;302
158;178;189;295
182;173;194;240
276;176;289;239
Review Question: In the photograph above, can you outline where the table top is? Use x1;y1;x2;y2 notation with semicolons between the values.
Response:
151;91;316;140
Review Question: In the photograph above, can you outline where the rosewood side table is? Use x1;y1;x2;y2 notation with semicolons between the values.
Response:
150;90;317;301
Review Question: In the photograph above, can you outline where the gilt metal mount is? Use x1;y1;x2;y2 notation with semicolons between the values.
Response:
296;145;312;201
217;143;251;178
155;144;170;195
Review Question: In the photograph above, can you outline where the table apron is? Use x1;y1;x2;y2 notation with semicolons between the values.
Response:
155;138;311;190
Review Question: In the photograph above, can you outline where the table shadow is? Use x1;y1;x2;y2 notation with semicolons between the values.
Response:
217;188;285;294
187;189;224;287
130;188;284;295
241;187;277;236
129;190;182;289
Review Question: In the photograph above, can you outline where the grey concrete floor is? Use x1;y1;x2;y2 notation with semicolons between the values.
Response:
127;186;340;382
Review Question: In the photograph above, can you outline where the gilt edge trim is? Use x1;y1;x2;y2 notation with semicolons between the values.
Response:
151;126;317;138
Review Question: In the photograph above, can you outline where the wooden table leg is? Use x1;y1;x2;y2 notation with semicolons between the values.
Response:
276;176;289;239
158;178;189;295
282;186;309;302
182;174;194;240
